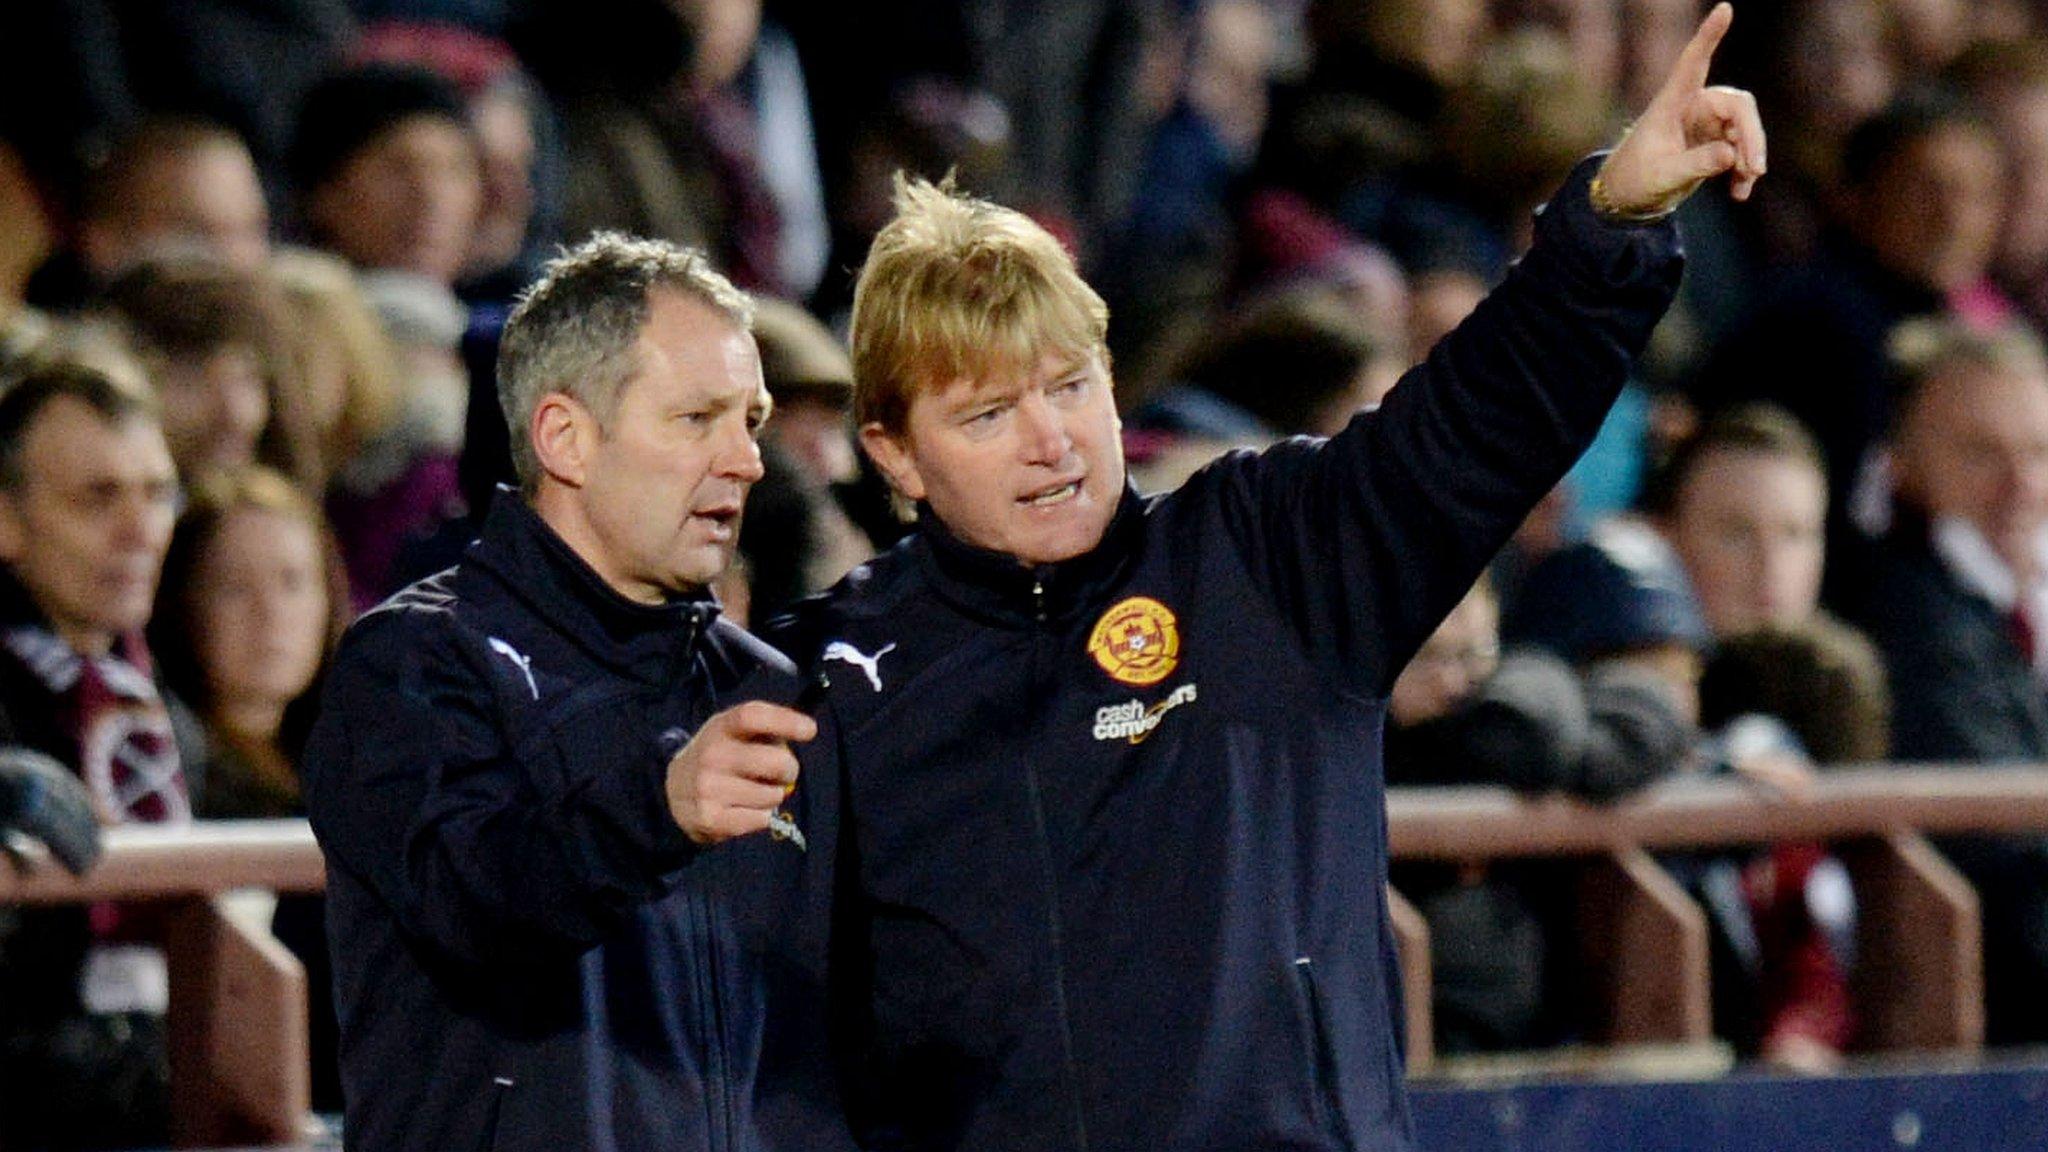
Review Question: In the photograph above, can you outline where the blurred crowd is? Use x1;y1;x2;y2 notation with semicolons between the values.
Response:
4;0;2048;1144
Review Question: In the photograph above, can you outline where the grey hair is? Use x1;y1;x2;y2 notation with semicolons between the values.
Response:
497;232;754;492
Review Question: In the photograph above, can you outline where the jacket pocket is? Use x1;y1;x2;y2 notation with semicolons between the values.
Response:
1292;956;1355;1148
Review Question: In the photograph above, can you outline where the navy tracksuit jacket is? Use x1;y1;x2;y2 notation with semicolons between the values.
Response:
766;158;1683;1151
303;495;845;1152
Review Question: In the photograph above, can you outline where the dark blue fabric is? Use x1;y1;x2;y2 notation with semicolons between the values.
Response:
304;493;828;1151
768;157;1684;1152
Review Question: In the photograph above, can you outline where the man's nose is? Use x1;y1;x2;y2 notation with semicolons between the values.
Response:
716;422;766;483
1017;393;1071;465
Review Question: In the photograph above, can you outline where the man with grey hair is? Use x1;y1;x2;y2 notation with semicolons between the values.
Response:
304;232;828;1150
1851;318;2048;1045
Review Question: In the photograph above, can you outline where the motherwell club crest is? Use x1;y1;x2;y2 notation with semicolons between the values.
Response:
1087;596;1181;686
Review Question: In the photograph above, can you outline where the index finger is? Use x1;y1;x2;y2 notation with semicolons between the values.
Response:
1654;2;1733;109
719;700;820;744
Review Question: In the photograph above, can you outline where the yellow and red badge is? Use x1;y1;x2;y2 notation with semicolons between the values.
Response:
1087;596;1181;686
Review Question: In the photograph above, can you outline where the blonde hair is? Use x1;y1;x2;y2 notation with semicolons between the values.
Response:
270;246;401;486
850;175;1108;434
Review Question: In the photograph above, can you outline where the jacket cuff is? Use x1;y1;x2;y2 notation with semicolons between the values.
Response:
1532;153;1685;290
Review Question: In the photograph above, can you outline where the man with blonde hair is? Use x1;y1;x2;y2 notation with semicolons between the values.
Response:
766;7;1765;1149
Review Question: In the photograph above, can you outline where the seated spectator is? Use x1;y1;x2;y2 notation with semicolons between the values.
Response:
1649;402;1831;633
97;253;320;491
146;464;349;1111
1388;549;1702;1055
1507;520;1711;740
291;63;482;291
290;64;487;601
269;246;404;493
1693;89;2007;544
1;123;57;367
0;363;198;1150
77;116;272;282
149;466;347;818
1948;39;2048;334
1140;287;1392;442
1696;618;1890;1070
351;18;558;303
1859;319;2048;758
751;296;885;566
1851;318;2048;1043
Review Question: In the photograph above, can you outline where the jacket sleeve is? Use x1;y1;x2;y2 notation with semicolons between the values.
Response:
302;608;698;967
1200;155;1684;697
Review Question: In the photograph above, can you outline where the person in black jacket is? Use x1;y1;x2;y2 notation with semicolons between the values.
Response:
763;7;1765;1150
301;232;829;1152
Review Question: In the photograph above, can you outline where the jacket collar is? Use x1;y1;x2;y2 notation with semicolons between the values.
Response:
913;483;1148;626
467;487;719;682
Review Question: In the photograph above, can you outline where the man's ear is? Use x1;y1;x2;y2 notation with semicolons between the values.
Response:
860;422;927;503
532;392;595;488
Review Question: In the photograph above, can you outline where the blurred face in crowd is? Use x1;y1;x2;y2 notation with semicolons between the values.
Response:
1783;0;1894;143
1596;643;1703;727
1390;584;1501;726
1984;84;2048;281
1884;0;1970;72
864;347;1126;567
464;85;538;281
541;290;769;602
307;114;482;285
0;400;178;654
769;396;861;485
191;505;330;728
678;0;762;90
1665;447;1828;635
1621;0;1703;110
1858;123;2005;294
146;344;270;478
1895;357;2048;577
84;137;271;277
1;141;55;298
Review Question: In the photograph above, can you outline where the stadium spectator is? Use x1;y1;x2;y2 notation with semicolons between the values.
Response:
147;465;350;1111
290;64;488;600
1388;566;1696;1054
1852;318;2048;1044
292;62;483;290
1949;38;2048;336
1650;403;1831;634
0;126;57;368
1697;618;1890;1067
77;116;272;282
269;246;404;493
1693;89;2006;557
98;253;320;491
0;363;198;1150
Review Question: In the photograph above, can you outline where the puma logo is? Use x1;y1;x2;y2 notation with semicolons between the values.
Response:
822;641;897;692
488;637;539;700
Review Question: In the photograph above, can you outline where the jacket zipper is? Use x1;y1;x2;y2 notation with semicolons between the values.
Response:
1023;574;1091;1150
1294;956;1359;1150
679;609;734;1152
703;884;738;1152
